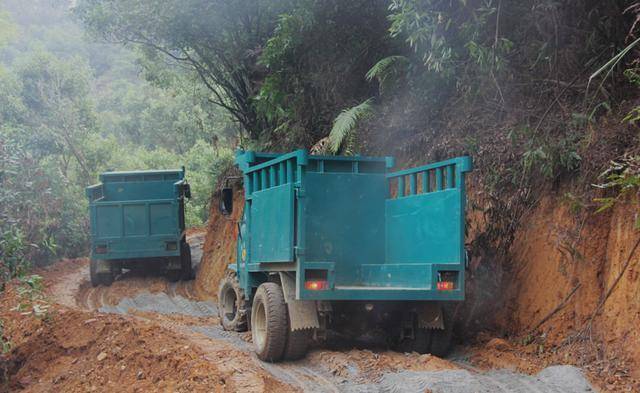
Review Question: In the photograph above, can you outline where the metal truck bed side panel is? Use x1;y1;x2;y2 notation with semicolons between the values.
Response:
385;190;461;264
250;183;295;263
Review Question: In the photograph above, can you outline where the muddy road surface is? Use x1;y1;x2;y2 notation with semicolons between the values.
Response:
39;233;594;392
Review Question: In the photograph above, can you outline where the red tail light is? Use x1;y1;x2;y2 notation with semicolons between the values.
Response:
95;245;108;254
305;280;328;290
437;281;455;291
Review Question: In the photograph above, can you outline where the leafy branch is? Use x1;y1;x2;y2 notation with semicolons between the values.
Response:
328;98;374;154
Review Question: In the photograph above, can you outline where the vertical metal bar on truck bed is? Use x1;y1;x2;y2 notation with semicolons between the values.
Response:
286;160;293;183
409;174;416;195
253;171;259;193
446;165;454;189
279;162;285;184
242;169;252;296
436;168;443;191
295;155;306;298
398;176;405;197
246;174;253;195
422;171;429;193
270;166;276;188
261;169;268;190
456;162;466;291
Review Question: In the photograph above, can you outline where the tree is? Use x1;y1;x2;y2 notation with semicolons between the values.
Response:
255;0;391;148
6;51;97;181
74;0;293;139
0;10;16;50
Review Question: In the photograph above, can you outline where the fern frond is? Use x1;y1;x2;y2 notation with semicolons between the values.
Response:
365;55;408;94
328;98;374;154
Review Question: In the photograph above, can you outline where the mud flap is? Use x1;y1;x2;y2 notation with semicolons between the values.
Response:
416;303;445;330
279;272;319;331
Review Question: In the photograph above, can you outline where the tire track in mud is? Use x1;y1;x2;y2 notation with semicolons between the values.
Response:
70;263;368;391
77;281;596;393
64;240;595;393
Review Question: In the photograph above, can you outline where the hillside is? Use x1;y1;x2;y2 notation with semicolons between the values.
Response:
2;1;640;392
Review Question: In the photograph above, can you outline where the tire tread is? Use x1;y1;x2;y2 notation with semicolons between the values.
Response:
284;327;312;360
252;282;287;362
218;270;248;332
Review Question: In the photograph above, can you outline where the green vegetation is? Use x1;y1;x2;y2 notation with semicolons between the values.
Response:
14;275;49;319
0;0;234;283
594;156;640;214
328;99;374;154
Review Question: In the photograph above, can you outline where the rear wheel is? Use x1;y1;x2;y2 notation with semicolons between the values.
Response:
110;263;122;280
90;259;100;287
429;308;453;357
251;283;287;362
90;259;114;287
180;242;193;280
397;318;432;354
218;271;248;332
166;267;181;282
283;328;312;361
100;269;114;286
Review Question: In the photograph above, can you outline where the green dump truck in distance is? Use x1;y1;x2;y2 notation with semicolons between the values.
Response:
86;168;193;286
217;150;472;362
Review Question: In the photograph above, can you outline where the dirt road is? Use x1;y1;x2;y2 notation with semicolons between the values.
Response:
4;234;596;392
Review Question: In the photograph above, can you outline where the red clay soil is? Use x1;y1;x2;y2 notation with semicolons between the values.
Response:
307;349;457;381
495;195;640;391
185;226;207;237
0;284;229;392
194;189;244;300
0;261;295;393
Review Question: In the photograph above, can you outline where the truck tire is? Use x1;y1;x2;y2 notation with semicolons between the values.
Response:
100;270;114;286
180;243;193;280
398;324;432;354
283;328;312;361
251;283;287;362
429;308;453;357
218;271;248;332
111;263;122;280
90;259;100;287
166;268;181;282
91;259;114;287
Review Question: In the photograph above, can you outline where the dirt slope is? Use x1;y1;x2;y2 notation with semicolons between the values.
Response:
195;189;244;300
0;257;294;393
500;195;640;388
0;275;228;392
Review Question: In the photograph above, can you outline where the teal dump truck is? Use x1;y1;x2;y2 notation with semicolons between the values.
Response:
217;150;471;362
86;169;193;286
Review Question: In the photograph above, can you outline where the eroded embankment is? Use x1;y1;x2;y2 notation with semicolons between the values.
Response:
500;196;640;388
195;189;244;300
